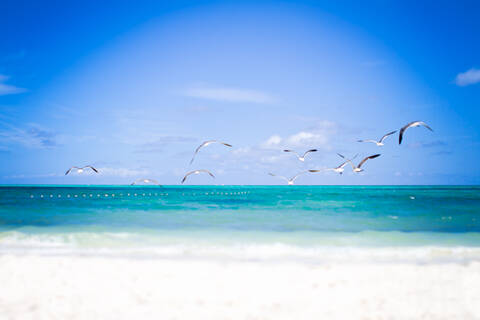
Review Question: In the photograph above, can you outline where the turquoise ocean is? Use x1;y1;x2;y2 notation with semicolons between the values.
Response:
1;185;480;263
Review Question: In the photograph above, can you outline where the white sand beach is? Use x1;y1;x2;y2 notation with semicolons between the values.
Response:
1;252;479;320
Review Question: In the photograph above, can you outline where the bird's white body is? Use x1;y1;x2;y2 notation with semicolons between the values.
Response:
333;167;345;174
360;140;385;146
323;167;345;174
284;149;317;162
65;165;98;175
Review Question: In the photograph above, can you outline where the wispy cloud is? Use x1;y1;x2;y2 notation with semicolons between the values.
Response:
455;68;480;86
3;173;59;179
185;86;276;104
0;75;26;96
0;124;58;149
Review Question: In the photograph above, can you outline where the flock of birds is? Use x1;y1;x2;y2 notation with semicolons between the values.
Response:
65;121;433;185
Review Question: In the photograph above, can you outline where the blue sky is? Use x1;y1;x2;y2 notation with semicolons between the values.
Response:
1;0;479;185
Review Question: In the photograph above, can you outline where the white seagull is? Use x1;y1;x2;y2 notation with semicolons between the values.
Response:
268;171;309;185
309;153;358;175
283;149;318;162
130;178;161;186
181;169;215;184
358;130;397;146
399;121;433;144
348;154;381;173
190;140;232;164
65;165;98;175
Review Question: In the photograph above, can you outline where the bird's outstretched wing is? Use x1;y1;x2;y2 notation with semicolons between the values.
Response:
182;169;215;184
190;140;232;164
302;149;318;158
268;172;289;182
65;166;79;175
283;150;301;159
399;121;433;144
337;153;358;160
337;153;358;165
84;165;99;173
336;160;350;169
357;154;381;169
379;131;397;143
290;171;309;182
357;139;378;144
198;169;215;178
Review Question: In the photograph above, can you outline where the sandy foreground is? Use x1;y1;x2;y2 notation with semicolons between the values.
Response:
0;254;479;320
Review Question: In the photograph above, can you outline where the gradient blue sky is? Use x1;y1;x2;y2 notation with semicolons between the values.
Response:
1;0;479;185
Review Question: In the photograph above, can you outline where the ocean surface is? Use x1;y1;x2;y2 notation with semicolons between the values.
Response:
1;185;480;263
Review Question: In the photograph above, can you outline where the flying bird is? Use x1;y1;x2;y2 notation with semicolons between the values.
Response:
130;178;161;186
181;169;215;184
399;121;433;144
358;130;397;146
310;154;358;175
190;140;232;164
283;149;318;162
268;171;309;185
65;165;98;175
348;154;381;173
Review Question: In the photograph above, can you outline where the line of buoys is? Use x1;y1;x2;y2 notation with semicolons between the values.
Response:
28;191;249;198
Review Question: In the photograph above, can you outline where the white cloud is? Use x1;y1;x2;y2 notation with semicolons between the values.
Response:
285;131;328;147
261;121;337;150
0;75;26;95
261;135;282;148
185;86;275;104
455;68;480;86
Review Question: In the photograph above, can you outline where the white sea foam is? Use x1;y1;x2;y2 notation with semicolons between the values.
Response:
1;230;480;265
